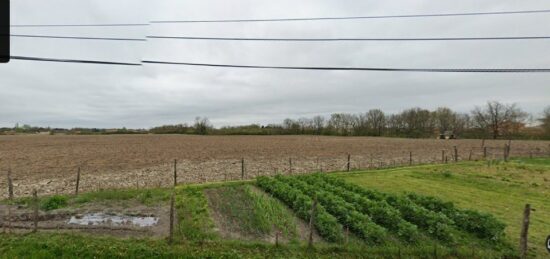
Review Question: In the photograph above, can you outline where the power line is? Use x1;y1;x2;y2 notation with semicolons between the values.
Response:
10;56;142;66
141;60;550;73
147;35;550;42
151;9;550;23
10;23;149;28
9;56;550;72
11;34;146;41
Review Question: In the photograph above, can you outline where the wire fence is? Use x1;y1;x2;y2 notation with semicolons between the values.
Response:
1;144;548;199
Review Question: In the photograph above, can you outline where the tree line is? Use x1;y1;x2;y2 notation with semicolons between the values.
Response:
3;101;550;140
149;101;550;140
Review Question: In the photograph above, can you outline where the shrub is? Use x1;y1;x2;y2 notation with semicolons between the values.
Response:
40;195;68;211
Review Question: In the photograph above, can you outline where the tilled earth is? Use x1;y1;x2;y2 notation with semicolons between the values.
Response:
1;135;548;198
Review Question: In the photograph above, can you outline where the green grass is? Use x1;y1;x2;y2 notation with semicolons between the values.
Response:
0;233;506;258
335;158;550;258
3;187;172;209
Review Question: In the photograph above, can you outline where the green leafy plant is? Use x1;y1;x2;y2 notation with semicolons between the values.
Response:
40;195;68;211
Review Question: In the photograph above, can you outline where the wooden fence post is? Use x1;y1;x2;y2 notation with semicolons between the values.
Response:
7;205;12;233
347;154;351;172
75;167;81;196
7;169;14;200
468;149;473;161
453;146;458;162
33;189;38;233
169;191;175;244
519;204;532;259
441;150;445;163
409;152;413;166
275;231;280;247
173;159;177;187
481;138;485;148
289;158;293;175
483;147;487;159
241;158;245;180
503;144;508;162
308;195;317;249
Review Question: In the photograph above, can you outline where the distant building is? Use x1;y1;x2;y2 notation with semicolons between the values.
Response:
438;131;456;140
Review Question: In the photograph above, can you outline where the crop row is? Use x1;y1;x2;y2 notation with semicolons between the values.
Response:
314;174;506;243
305;174;456;243
256;176;344;242
275;175;387;244
406;193;506;241
295;174;420;242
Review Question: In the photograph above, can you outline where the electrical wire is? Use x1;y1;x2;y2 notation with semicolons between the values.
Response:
10;23;149;28
141;60;550;73
11;34;146;41
151;9;550;23
10;56;142;66
146;35;550;42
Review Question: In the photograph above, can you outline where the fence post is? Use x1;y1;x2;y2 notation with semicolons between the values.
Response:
7;168;14;200
481;138;485;148
173;159;177;187
519;204;532;259
7;204;12;233
275;231;280;247
169;191;175;244
409;152;413;166
468;149;473;161
240;158;246;180
75;167;81;196
33;189;38;233
454;146;458;162
503;144;508;162
308;195;317;249
483;147;487;159
347;154;351;172
289;158;293;175
441;150;445;163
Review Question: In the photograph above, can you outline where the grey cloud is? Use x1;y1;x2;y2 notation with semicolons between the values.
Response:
1;0;549;128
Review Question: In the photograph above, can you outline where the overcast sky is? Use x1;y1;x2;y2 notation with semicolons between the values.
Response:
1;0;549;128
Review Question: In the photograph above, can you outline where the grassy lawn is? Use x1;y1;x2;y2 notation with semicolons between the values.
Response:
336;158;550;258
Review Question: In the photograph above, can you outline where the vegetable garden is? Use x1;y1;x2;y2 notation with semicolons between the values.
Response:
257;173;507;248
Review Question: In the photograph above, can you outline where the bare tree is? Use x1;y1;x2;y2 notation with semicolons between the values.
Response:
539;106;550;136
434;107;456;134
366;109;386;136
312;115;325;135
297;117;313;134
194;117;212;135
283;118;300;134
471;101;528;139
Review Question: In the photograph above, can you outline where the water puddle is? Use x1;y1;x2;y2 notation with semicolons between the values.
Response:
68;213;159;227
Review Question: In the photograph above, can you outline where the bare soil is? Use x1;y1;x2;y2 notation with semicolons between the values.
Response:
1;135;548;198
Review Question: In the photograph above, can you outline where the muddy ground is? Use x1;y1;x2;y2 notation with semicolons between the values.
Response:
0;135;548;198
0;200;170;237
